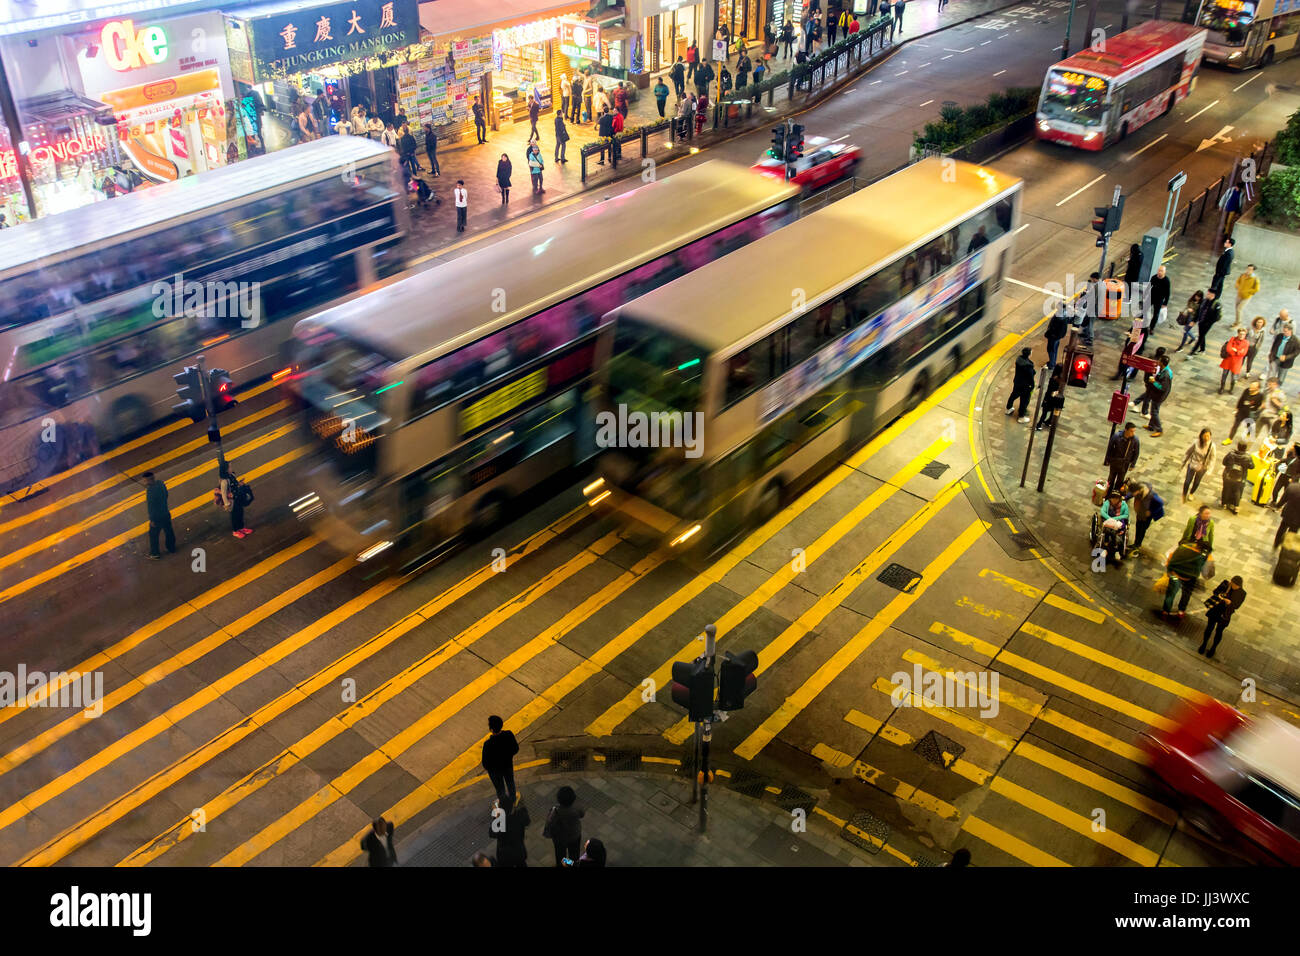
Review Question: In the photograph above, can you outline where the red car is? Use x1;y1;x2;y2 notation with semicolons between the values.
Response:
1142;697;1300;865
751;141;861;192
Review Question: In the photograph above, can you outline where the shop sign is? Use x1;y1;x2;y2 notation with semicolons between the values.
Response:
101;19;169;71
559;18;600;60
99;69;222;112
494;18;561;53
0;131;111;178
79;12;235;103
235;0;419;80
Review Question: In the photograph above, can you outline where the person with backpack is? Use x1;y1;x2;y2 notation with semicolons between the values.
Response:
218;459;253;538
1199;575;1245;659
543;785;584;867
1220;439;1253;513
1157;540;1209;622
1126;479;1164;556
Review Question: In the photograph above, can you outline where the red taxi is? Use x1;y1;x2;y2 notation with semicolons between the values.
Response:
751;140;861;192
1142;697;1300;865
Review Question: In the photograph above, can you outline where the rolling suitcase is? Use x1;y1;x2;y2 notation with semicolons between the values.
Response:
1275;531;1300;587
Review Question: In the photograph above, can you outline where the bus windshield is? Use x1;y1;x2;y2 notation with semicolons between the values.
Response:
608;317;708;414
1197;0;1256;44
1041;69;1109;126
298;334;393;480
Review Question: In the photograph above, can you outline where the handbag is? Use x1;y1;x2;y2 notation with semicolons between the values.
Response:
1153;573;1170;594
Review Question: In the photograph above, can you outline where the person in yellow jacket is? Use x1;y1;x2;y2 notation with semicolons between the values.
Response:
1235;264;1259;323
838;8;853;39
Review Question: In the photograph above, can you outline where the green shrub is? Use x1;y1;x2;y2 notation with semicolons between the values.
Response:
1256;166;1300;226
1275;107;1300;167
913;86;1040;153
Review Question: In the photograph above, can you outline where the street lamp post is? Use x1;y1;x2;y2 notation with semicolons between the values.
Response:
1062;0;1078;57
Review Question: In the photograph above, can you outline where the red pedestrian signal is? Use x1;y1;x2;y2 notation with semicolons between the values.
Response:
1067;350;1093;388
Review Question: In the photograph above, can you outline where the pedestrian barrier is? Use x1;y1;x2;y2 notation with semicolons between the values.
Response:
1172;140;1274;243
578;118;675;183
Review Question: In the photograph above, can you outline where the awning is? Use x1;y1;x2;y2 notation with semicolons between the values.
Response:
419;0;590;40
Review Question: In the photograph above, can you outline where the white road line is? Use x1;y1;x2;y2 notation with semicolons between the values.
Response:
1234;73;1262;93
896;69;909;75
842;87;857;95
998;33;1011;38
830;133;851;142
871;79;883;84
993;69;1006;76
941;54;954;59
1014;224;1031;236
918;62;932;67
1128;132;1168;158
1103;22;1113;28
1007;276;1065;299
920;99;935;107
945;47;974;52
1184;99;1220;123
1055;173;1106;207
981;40;992;45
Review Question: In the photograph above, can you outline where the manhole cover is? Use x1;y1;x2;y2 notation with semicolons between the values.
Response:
920;461;950;479
843;810;891;854
725;768;771;799
878;563;922;593
1010;532;1040;550
914;729;965;769
602;749;641;772
913;854;942;868
773;785;817;813
647;790;680;814
549;750;588;773
988;501;1016;518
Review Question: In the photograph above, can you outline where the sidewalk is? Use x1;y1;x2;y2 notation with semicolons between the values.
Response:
983;243;1300;699
394;759;938;867
396;0;1026;260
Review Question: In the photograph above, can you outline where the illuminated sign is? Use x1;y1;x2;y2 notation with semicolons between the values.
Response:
559;18;600;59
102;19;170;71
235;0;419;81
1059;71;1106;90
494;18;561;52
0;131;111;178
460;368;546;435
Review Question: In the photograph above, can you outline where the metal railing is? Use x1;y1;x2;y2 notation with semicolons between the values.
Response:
1173;139;1275;242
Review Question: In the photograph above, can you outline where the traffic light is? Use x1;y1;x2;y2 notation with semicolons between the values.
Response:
1092;205;1110;247
1106;194;1125;233
1067;348;1093;388
769;125;786;159
670;657;715;722
785;123;805;163
208;368;236;413
172;366;205;422
717;649;758;711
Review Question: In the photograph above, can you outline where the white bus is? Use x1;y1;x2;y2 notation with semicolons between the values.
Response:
290;161;800;572
1188;0;1300;68
584;157;1023;549
0;136;409;492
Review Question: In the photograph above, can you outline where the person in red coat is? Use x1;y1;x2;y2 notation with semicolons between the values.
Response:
1219;327;1250;393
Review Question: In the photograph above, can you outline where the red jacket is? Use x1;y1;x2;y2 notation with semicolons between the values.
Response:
611;111;624;133
1220;336;1249;374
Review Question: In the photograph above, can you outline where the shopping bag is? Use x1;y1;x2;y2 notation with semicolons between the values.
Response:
1153;574;1169;594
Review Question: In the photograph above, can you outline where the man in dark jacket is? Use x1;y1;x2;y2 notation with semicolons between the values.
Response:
1147;264;1171;336
1275;481;1300;549
143;471;175;559
1270;324;1300;385
398;124;419;176
1198;575;1245;658
1105;422;1141;494
695;60;715;99
1005;347;1035;422
1221;440;1253;512
669;58;686;99
569;73;584;123
1209;236;1234;296
492;796;531;866
527;94;541;140
554;111;570;162
1044;302;1069;368
1159;541;1208;619
1189;290;1222;355
472;96;487;143
482;715;519;804
1146;355;1172;436
422;122;439;176
361;816;396;867
596;107;614;163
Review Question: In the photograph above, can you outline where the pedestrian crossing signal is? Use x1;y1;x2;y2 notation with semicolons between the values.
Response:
1067;350;1093;388
671;658;714;722
172;366;204;422
770;126;786;159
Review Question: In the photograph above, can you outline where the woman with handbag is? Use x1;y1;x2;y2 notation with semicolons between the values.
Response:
1180;428;1215;501
1199;575;1245;658
218;459;254;539
542;785;583;867
1174;290;1203;352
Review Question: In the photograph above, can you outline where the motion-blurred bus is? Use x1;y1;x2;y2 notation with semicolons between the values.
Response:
584;158;1022;550
1186;0;1300;68
1036;20;1206;150
0;136;408;492
289;161;800;572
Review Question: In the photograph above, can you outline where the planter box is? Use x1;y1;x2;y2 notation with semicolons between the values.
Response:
950;113;1036;163
1231;216;1300;273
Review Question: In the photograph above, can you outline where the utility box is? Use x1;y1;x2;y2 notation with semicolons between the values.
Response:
1139;228;1167;283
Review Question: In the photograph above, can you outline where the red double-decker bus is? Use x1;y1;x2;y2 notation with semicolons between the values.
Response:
1036;20;1207;150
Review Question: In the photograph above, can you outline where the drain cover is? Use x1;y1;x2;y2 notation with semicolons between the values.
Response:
725;768;771;799
843;810;891;854
549;750;588;772
773;785;817;813
988;501;1016;518
602;749;641;772
920;461;951;479
914;729;965;769
1010;532;1040;550
913;854;942;868
878;563;922;592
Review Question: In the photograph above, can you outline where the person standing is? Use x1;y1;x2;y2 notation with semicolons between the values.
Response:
781;20;795;58
849;13;862;33
751;58;767;98
893;0;906;34
1243;315;1268;376
218;460;253;538
1158;540;1207;621
361;817;396;867
544;786;584;867
1258;376;1286;437
736;52;751;91
553;110;569;163
839;7;853;40
570;72;584;123
454;179;468;232
1148;264;1171;335
559;73;572;121
828;5;840;43
472;96;488;143
597;107;614;163
1005;347;1035;423
1189;290;1221;356
669;58;686;100
423;123;440;176
1273;307;1292;335
1273;441;1300;507
610;107;625;164
695;59;715;99
1209;235;1234;297
481;715;520;804
398;123;420;177
527;92;541;141
1219;183;1244;238
142;471;176;559
1122;243;1143;302
496;153;512;203
1179;428;1214;502
1274;480;1300;549
526;140;545;194
1225;378;1263;445
1105;421;1141;494
1199;575;1245;658
1035;365;1065;431
366;110;384;140
653;76;670;117
1234;264;1259;323
1044;302;1069;369
1218;327;1249;393
296;104;318;142
380;120;399;150
686;41;699;82
572;838;606;867
1181;504;1215;551
1220;439;1252;513
1146;354;1172;437
492;793;532;867
1269;322;1299;385
614;82;629;119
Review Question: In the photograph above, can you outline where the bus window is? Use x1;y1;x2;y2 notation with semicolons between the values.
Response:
725;348;760;407
609;316;707;413
899;255;922;295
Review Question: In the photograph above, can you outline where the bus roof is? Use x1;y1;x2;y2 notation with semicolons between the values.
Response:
1052;20;1205;79
308;161;801;367
0;135;394;277
613;157;1022;353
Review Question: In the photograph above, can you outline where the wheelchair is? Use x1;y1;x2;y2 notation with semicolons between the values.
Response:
1090;512;1130;565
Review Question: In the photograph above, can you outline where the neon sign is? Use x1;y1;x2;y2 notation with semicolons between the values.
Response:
0;131;111;178
102;19;170;71
1060;71;1106;90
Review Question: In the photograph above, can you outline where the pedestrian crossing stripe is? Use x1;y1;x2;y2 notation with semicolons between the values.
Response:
901;648;1047;718
872;676;1019;752
1018;621;1205;701
1034;708;1148;764
1014;740;1177;825
977;568;1106;622
962;814;1071;866
988;776;1161;866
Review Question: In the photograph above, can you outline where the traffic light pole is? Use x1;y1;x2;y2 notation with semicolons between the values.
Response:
1020;363;1051;488
1037;333;1076;492
699;623;715;833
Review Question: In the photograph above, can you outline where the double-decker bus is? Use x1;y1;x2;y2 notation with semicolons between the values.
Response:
0;136;408;491
290;161;800;571
1186;0;1300;68
1036;20;1206;150
583;158;1022;550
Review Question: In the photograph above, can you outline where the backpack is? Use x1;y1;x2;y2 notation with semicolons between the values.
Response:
231;476;254;507
1148;492;1165;521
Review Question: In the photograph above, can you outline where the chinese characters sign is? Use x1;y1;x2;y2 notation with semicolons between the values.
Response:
559;19;600;60
231;0;419;81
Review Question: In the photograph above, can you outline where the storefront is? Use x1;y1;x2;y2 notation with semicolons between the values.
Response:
224;0;423;153
0;92;120;221
717;0;772;44
640;0;704;73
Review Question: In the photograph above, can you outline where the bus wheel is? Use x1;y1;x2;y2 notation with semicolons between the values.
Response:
945;348;962;381
757;478;785;522
470;492;509;535
904;373;930;413
1161;94;1174;117
111;396;151;440
1119;122;1129;142
1261;46;1275;67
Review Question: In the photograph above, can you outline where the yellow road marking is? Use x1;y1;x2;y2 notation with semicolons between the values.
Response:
872;676;1019;751
662;477;966;744
0;534;318;721
0;555;352;776
1045;595;1106;623
844;708;880;733
988;776;1160;866
1034;708;1148;764
813;742;856;768
978;568;1106;621
0;444;308;606
850;757;960;820
978;568;1042;598
28;506;587;867
929;620;1004;658
901;648;1048;719
962;814;1070;866
736;520;988;760
0;379;280;511
1015;740;1176;825
0;400;289;539
1019;622;1203;700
